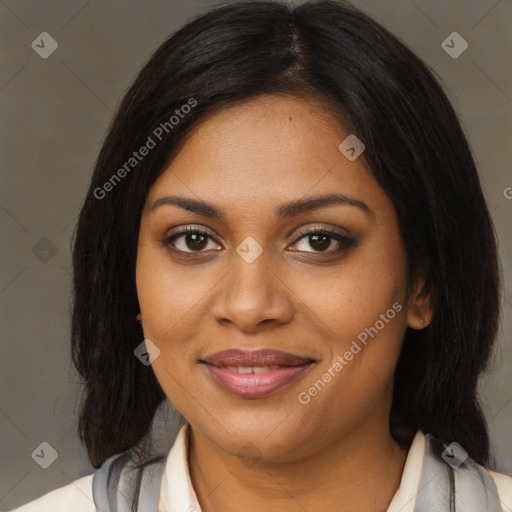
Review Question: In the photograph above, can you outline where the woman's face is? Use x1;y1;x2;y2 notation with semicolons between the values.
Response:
136;94;424;462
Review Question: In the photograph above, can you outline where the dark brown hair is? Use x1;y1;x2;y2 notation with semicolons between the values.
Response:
71;0;501;468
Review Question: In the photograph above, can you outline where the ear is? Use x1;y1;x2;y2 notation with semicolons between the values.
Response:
135;312;142;321
406;277;433;330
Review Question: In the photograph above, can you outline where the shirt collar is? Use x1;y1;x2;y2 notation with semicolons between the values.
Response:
159;423;201;512
386;430;426;512
159;424;426;512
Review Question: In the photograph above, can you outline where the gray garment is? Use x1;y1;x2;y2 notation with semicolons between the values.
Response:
414;434;503;512
92;433;504;511
92;451;167;512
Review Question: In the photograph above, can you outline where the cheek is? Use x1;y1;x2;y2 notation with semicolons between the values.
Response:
136;261;198;414
291;244;407;349
135;241;218;409
136;239;207;338
290;231;408;402
136;244;190;378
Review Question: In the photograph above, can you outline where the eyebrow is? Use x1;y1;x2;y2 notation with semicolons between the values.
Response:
150;193;372;219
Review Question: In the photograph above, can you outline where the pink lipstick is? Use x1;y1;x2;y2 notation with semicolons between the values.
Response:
201;349;315;399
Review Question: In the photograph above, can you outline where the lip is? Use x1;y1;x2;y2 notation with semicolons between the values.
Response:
201;349;315;399
202;348;314;367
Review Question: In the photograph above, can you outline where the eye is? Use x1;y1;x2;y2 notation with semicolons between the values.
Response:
290;225;356;254
160;224;356;256
161;226;221;253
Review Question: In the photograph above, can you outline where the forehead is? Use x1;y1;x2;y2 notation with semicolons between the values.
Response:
146;94;385;219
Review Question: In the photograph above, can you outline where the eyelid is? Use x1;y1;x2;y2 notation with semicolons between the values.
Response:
160;224;219;247
292;223;353;240
288;225;356;253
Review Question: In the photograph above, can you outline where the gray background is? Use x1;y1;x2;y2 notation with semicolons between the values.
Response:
1;0;511;509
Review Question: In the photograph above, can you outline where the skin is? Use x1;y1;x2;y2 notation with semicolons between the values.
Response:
136;94;432;512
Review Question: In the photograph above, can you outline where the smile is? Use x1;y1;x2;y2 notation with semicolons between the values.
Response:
200;349;315;398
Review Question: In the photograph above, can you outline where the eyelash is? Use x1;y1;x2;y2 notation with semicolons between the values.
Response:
160;224;356;257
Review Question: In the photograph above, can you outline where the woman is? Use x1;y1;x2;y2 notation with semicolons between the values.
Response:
11;1;512;511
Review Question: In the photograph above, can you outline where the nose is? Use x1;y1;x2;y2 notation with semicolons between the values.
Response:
209;252;295;333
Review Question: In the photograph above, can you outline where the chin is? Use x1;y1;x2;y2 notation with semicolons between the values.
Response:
202;413;317;462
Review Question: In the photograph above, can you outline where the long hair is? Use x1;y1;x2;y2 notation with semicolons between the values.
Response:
71;0;500;468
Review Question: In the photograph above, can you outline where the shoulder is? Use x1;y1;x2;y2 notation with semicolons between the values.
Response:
392;431;512;512
489;469;512;512
7;474;95;512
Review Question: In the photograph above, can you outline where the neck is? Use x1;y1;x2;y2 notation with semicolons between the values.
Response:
188;420;409;512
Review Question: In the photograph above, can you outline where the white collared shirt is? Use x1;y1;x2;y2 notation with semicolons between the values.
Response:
9;426;512;512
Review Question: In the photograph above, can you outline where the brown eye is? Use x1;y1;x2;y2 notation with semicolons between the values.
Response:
182;232;208;251
307;233;332;252
291;228;356;254
162;227;221;253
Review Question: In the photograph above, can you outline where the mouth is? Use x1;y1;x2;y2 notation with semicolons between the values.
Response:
200;349;316;399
